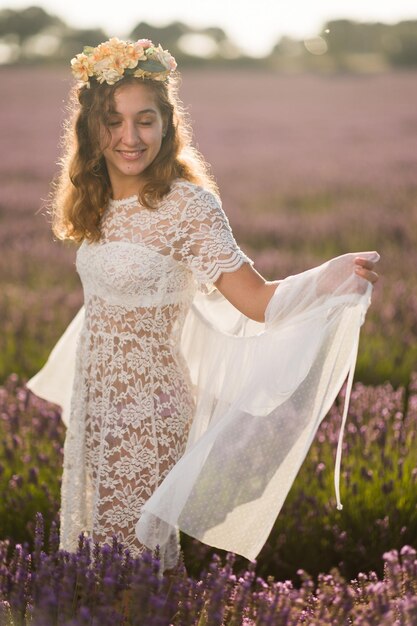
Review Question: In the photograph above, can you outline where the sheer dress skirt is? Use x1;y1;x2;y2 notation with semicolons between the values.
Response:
59;298;195;568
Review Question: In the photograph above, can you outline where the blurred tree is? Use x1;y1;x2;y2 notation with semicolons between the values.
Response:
321;19;386;55
0;6;109;64
202;26;229;44
128;21;189;58
57;27;109;61
128;20;239;65
386;20;417;66
0;5;63;43
1;6;416;70
320;19;417;69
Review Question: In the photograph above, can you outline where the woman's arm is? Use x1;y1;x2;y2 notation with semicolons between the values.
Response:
214;256;379;324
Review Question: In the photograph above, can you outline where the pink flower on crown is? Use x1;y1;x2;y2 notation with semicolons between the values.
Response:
136;39;153;49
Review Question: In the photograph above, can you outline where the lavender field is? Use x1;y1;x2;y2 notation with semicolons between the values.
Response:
1;374;416;623
1;66;417;623
1;67;417;384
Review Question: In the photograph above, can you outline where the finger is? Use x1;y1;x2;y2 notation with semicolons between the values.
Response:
355;258;376;270
355;267;379;283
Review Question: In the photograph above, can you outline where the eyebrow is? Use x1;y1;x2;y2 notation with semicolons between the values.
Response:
109;108;158;116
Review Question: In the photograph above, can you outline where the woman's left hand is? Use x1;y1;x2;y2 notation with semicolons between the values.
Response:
354;257;379;284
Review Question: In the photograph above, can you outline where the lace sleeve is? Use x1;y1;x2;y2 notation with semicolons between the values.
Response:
173;185;254;294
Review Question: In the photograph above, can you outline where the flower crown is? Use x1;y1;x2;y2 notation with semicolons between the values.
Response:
70;37;177;87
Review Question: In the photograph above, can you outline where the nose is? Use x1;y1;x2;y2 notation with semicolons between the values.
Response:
122;120;140;146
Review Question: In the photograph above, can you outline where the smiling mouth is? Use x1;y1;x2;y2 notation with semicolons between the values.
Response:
118;150;146;160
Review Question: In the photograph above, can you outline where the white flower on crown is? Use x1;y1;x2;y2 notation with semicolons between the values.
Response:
148;44;178;71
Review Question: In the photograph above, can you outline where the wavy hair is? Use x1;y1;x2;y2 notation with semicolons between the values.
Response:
51;73;218;243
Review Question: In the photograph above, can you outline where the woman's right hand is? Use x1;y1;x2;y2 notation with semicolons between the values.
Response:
354;255;380;285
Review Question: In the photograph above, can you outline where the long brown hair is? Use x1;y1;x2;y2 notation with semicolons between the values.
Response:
51;73;218;243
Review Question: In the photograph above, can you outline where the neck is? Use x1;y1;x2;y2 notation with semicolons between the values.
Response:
110;178;146;201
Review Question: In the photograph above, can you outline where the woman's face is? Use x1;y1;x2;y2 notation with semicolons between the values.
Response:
101;81;166;197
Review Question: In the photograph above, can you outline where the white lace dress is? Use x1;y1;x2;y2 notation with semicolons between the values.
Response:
28;179;378;570
59;179;254;566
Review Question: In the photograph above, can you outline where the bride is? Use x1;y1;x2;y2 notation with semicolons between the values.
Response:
27;37;379;572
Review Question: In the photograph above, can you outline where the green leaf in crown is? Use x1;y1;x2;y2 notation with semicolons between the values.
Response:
136;59;167;73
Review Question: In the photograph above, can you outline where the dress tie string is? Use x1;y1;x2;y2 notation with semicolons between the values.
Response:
334;328;360;511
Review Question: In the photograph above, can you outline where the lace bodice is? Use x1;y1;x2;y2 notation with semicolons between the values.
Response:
59;179;254;565
77;179;254;305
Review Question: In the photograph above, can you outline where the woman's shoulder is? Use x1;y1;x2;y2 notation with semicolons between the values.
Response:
168;178;222;211
169;178;219;200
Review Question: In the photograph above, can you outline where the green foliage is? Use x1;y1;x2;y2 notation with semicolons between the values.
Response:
0;375;64;545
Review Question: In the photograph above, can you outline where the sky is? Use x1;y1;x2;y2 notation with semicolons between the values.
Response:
2;0;417;56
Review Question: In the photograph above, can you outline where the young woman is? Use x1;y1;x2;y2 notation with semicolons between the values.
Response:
28;37;379;573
